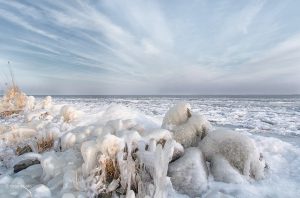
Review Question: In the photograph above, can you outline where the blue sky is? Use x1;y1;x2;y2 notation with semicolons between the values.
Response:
0;0;299;95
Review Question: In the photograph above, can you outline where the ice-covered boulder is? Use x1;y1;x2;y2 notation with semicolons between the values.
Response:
199;129;266;180
168;147;208;197
172;114;212;148
162;102;191;130
162;102;212;148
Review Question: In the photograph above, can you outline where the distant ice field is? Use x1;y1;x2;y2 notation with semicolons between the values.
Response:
48;95;300;136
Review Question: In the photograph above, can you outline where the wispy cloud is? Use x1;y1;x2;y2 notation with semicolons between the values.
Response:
0;0;299;94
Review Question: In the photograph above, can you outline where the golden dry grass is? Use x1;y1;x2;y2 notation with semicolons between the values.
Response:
4;86;27;109
105;158;119;183
0;110;22;118
36;137;54;153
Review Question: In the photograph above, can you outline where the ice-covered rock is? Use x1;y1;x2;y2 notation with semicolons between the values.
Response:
162;102;191;130
172;114;212;148
15;164;43;180
199;129;266;180
162;102;212;148
168;147;208;197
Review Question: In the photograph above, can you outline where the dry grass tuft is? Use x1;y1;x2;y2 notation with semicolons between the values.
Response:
0;86;27;116
157;138;167;147
3;86;27;109
36;137;54;153
105;158;119;183
0;110;22;118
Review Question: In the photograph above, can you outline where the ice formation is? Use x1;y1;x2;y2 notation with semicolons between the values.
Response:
172;114;212;147
199;129;266;180
161;102;191;130
0;95;282;197
60;105;79;123
162;102;212;148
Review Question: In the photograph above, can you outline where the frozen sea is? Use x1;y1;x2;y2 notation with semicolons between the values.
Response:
51;95;300;135
1;95;300;197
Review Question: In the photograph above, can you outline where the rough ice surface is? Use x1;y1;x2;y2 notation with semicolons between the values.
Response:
0;95;299;197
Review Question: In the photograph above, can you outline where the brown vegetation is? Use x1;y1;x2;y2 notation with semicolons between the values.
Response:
36;137;54;153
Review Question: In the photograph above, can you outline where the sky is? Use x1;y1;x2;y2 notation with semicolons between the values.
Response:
0;0;300;95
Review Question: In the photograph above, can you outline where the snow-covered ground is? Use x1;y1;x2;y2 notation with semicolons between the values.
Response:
0;95;299;197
